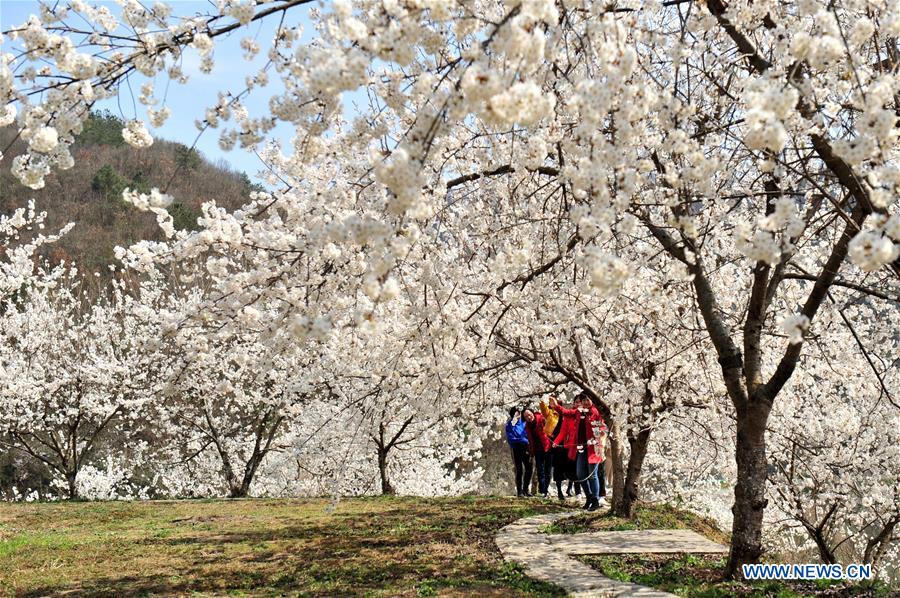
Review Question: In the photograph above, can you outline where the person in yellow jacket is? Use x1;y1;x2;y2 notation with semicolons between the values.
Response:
541;395;580;501
539;398;559;438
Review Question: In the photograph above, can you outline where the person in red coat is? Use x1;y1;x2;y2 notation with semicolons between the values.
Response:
547;397;580;500
523;407;552;497
551;392;608;511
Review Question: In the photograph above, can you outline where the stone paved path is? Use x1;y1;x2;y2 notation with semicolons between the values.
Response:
546;529;728;555
496;510;728;597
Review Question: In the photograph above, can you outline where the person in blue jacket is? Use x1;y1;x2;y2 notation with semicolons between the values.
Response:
505;406;533;497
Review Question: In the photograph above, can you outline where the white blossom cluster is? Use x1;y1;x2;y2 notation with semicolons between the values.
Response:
1;0;899;580
768;317;900;572
849;213;900;271
0;201;71;298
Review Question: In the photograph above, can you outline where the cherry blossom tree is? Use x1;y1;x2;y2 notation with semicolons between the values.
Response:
282;394;485;498
3;0;899;578
0;272;157;498
0;201;70;299
473;260;718;517
150;334;314;498
767;298;899;572
286;290;490;497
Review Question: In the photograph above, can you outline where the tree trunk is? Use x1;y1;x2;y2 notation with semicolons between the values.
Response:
725;399;771;578
228;484;248;498
606;420;626;512
226;461;247;497
231;476;253;498
233;448;265;499
863;517;898;566
616;428;651;519
377;447;394;495
810;528;837;565
228;410;283;500
222;461;243;498
66;470;78;500
799;504;839;565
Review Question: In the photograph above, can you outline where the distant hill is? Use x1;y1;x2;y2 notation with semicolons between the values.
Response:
0;111;261;280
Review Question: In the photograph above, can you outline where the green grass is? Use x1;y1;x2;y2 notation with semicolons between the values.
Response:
0;533;79;558
544;502;895;596
540;501;729;544
0;495;572;597
578;553;894;597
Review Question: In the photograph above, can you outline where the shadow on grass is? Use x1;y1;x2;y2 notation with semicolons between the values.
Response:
17;499;569;597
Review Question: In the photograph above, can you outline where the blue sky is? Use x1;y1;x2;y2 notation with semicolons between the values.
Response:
0;0;320;182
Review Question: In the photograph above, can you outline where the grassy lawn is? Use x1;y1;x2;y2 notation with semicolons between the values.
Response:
0;495;572;597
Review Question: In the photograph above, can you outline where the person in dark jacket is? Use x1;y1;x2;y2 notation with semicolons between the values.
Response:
523;407;551;497
505;406;533;497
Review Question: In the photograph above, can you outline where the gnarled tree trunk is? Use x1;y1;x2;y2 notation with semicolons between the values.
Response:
373;414;414;496
65;470;78;500
606;420;627;513
725;399;771;576
617;428;652;519
377;446;394;495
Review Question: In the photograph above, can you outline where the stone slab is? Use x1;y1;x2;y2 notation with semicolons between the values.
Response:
496;511;678;597
546;529;729;555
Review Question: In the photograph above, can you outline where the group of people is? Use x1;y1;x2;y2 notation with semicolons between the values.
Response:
505;392;608;511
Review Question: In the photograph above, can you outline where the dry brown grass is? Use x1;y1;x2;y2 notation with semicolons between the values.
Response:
0;496;572;597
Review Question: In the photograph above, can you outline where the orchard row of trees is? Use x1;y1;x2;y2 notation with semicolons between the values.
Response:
2;0;898;581
0;225;482;500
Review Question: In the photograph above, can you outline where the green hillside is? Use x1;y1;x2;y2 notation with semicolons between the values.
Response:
0;112;261;279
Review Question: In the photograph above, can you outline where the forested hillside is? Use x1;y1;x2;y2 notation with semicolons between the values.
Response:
0;112;260;280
